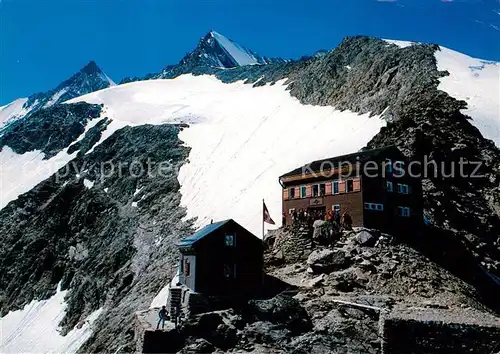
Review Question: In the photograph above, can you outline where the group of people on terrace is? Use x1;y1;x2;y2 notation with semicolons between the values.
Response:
285;207;352;231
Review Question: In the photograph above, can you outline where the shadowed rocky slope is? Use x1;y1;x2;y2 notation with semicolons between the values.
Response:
0;124;193;352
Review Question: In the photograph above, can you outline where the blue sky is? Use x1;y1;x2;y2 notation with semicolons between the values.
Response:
1;0;499;105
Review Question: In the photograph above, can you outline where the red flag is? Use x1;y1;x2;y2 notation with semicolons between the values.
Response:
263;200;275;225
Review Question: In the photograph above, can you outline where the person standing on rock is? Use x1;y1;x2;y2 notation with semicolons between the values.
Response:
333;210;341;231
172;302;182;329
299;209;305;223
156;305;168;330
342;211;353;230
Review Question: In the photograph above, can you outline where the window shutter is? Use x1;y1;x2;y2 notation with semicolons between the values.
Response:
326;183;332;195
306;185;312;197
283;188;289;200
353;178;361;191
339;180;346;193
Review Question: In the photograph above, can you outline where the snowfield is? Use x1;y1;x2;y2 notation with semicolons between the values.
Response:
0;283;102;353
385;39;499;147
0;146;79;210
67;74;386;236
435;46;500;147
0;98;30;129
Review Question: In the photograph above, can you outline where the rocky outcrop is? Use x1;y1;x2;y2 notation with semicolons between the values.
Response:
133;220;500;353
0;102;103;158
243;295;312;335
0;124;193;352
261;226;500;353
264;225;313;265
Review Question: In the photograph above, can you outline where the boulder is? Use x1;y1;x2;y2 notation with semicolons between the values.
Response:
183;312;239;351
303;274;326;288
312;220;329;240
184;312;223;336
241;321;291;345
355;230;377;247
245;294;312;335
307;249;349;274
183;338;215;353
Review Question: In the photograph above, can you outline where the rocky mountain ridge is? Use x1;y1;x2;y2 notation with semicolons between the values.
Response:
121;30;287;83
0;61;114;131
24;61;115;113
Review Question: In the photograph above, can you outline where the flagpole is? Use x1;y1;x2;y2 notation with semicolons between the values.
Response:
262;198;265;239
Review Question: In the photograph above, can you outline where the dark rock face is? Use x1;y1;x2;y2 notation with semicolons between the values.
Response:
0;124;193;352
175;295;312;353
183;312;238;350
365;94;500;278
0;102;103;158
182;338;215;353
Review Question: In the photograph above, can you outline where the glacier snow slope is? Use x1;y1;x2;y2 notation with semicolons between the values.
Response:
67;74;386;237
385;39;499;147
0;283;102;353
0;98;30;129
434;46;500;146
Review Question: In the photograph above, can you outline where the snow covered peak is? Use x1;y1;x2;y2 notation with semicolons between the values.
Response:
178;30;281;69
209;31;261;66
151;30;288;79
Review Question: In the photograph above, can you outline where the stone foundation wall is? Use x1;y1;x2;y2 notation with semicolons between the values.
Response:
381;314;500;353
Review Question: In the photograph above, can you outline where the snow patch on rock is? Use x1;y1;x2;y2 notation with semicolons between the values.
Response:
0;113;109;210
383;39;418;48
83;179;94;189
0;283;103;353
